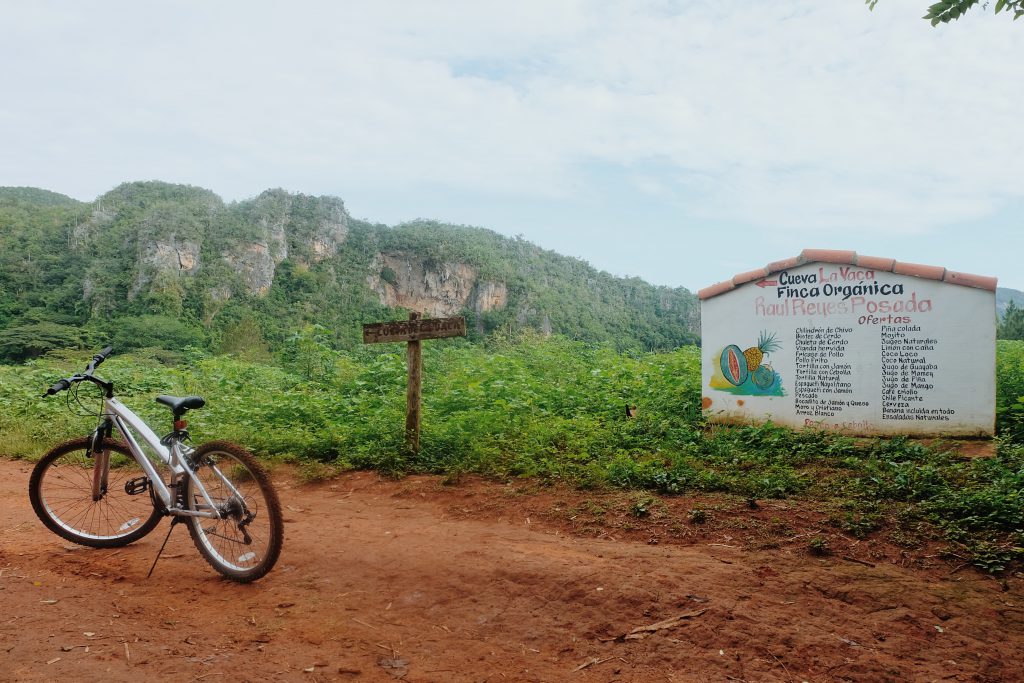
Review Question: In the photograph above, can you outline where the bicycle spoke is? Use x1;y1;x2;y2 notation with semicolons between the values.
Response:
32;443;160;545
184;442;282;581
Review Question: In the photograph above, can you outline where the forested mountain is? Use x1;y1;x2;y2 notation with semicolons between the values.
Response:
0;182;699;361
997;287;1024;316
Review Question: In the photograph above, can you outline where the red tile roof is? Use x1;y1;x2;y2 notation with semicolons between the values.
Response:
698;249;997;300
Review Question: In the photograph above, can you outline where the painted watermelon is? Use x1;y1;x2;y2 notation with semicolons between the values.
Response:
719;345;748;386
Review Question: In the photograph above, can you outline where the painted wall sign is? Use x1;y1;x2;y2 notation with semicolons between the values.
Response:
699;251;996;437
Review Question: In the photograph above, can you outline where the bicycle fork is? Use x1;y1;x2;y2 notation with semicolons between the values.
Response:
89;421;113;502
90;448;110;501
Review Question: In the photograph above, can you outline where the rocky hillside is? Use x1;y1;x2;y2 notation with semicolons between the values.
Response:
0;182;699;360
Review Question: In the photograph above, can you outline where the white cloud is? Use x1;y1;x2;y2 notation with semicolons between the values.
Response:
1;0;1020;240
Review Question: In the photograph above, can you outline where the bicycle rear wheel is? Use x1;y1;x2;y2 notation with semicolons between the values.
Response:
29;437;163;547
184;441;283;583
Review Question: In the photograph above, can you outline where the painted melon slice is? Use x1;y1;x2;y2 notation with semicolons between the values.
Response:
719;345;748;386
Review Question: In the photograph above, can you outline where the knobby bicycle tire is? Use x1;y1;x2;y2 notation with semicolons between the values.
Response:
184;440;283;582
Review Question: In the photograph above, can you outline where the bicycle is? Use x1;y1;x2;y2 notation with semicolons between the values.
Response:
28;347;283;582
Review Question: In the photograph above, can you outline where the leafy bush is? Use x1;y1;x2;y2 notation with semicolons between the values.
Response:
106;315;206;352
0;322;86;362
3;332;1024;572
997;340;1024;440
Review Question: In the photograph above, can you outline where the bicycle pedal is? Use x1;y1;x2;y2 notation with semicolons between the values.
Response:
124;476;150;495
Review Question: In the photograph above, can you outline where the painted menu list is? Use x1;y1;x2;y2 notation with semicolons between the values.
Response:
793;326;856;419
879;326;951;423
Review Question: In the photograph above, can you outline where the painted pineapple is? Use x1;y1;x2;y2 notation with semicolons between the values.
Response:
743;331;781;372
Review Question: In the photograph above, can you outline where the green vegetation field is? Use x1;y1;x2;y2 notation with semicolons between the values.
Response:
2;335;1023;572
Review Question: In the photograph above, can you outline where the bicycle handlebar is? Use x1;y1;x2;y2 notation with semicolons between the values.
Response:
44;378;73;397
87;346;113;372
42;346;115;398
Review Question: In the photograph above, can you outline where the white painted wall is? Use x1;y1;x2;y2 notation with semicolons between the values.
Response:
700;262;995;436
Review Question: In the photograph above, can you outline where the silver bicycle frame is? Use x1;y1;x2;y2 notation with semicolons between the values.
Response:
103;397;220;519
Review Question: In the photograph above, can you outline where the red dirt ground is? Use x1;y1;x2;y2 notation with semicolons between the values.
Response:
1;458;1022;683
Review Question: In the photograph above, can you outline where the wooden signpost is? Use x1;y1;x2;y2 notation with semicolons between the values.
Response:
362;312;467;454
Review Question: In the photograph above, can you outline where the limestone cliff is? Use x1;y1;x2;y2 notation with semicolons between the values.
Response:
1;181;700;351
222;189;349;295
75;183;352;306
367;251;509;317
129;236;201;299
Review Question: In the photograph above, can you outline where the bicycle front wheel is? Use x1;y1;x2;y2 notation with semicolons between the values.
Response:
185;441;283;583
29;437;163;547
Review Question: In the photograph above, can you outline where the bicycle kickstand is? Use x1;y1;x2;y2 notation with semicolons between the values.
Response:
146;517;182;579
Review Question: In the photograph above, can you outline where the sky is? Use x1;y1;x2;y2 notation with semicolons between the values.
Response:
1;1;1022;291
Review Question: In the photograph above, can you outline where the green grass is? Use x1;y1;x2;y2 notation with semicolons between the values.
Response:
2;336;1023;572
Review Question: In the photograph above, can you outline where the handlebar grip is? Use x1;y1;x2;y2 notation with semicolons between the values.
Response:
44;379;71;397
85;346;113;374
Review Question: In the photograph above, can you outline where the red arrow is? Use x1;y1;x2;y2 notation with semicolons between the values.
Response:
756;279;778;288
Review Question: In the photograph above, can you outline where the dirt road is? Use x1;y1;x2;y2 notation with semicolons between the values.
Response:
1;458;1021;682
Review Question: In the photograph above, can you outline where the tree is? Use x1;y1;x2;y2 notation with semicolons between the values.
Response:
108;315;206;352
867;0;1024;25
0;322;85;362
218;315;271;361
999;300;1024;340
